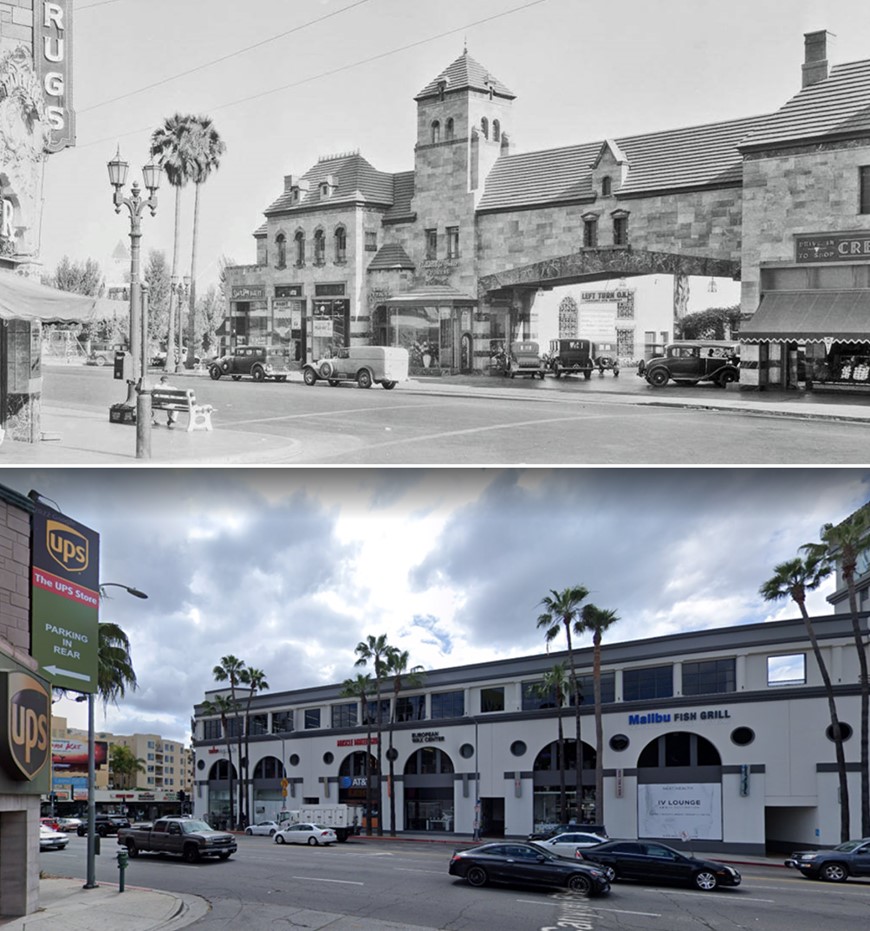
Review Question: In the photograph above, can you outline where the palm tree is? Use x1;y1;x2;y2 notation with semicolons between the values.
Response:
808;504;870;835
385;648;424;836
537;586;590;820
97;622;137;709
760;552;850;840
341;673;374;835
581;603;620;827
184;115;225;368
109;744;146;790
354;634;391;835
213;654;247;827
534;663;572;822
150;113;199;373
201;694;237;830
239;666;269;827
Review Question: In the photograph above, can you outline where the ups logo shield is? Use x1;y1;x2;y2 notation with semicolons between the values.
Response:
2;673;50;780
46;519;89;574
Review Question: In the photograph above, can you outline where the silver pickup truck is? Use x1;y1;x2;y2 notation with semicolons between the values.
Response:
117;817;236;862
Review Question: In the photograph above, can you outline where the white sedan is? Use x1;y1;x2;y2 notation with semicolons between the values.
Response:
39;825;69;851
274;823;337;846
533;832;608;857
244;820;281;837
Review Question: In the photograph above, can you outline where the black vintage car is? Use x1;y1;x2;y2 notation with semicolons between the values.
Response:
208;345;292;382
637;340;739;388
547;339;595;379
449;842;611;896
490;340;547;379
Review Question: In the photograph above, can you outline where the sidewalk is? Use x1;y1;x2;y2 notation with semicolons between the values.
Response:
0;367;866;464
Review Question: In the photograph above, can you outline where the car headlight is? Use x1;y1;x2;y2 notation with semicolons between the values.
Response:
800;853;818;861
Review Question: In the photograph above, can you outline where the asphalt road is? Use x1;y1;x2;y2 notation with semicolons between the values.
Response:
43;366;870;464
41;834;870;931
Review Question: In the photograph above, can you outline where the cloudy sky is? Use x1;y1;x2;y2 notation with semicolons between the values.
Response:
39;0;870;287
2;467;868;743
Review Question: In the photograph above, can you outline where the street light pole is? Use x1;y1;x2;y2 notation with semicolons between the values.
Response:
170;275;190;373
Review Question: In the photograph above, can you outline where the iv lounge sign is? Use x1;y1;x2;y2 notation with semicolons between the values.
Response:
30;503;99;693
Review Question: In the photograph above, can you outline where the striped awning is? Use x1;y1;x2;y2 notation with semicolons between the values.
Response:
739;290;870;342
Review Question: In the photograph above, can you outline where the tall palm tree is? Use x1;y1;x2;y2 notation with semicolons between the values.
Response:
201;694;237;829
97;622;137;709
537;586;589;820
213;654;247;827
354;634;391;835
581;603;620;827
341;673;374;835
150;113;199;373
239;666;269;827
185;115;225;368
808;504;870;835
109;744;146;790
534;663;571;822
385;648;424;836
761;552;850;840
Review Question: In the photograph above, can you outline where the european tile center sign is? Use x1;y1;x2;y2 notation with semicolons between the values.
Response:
795;231;870;263
30;503;100;693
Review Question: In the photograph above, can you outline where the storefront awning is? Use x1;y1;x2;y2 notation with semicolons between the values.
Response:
739;290;870;342
0;272;127;324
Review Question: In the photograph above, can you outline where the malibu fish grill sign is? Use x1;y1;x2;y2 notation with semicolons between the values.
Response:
30;502;99;693
35;0;75;152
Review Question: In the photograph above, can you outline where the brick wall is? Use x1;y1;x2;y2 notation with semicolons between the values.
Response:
0;0;34;54
0;497;31;659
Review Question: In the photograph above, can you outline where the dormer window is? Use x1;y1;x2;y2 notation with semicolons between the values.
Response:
431;120;441;144
481;117;489;139
437;79;447;101
319;174;336;199
492;119;500;142
602;176;612;196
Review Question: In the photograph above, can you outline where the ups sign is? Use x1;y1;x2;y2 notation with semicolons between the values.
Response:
46;519;89;574
0;672;50;781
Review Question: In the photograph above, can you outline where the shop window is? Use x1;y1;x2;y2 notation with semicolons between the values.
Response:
623;665;673;701
314;228;325;265
445;117;454;140
294;230;305;266
275;233;286;269
430;689;464;719
583;217;598;247
446;226;459;259
601;176;612;196
860;166;870;214
271;711;293;734
767;653;805;686
203;719;221;740
304;708;321;729
492;119;500;142
612;211;629;246
480;116;489;139
431;120;441;143
365;231;378;252
396;695;426;722
425;228;438;260
331;702;358;728
334;226;347;263
480;686;504;713
682;658;736;696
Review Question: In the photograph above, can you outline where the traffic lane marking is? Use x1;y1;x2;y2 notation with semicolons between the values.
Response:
291;876;364;885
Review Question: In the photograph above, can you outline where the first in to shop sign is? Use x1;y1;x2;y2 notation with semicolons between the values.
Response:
30;503;100;693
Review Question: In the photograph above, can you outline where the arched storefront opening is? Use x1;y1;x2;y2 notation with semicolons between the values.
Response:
636;731;723;842
338;750;379;828
403;747;455;832
206;759;238;829
532;738;597;826
251;755;285;823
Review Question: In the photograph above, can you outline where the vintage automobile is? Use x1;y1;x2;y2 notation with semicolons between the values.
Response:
302;346;408;389
637;340;740;388
546;339;595;379
491;340;546;379
208;345;292;382
85;342;127;367
592;341;620;376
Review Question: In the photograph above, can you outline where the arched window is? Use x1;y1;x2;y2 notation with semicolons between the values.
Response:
294;230;305;266
314;228;325;265
404;747;454;775
601;176;612;196
445;117;454;140
492;119;500;142
252;756;285;780
638;732;722;768
431;120;441;144
275;233;286;269
334;226;347;263
480;117;489;139
208;759;237;781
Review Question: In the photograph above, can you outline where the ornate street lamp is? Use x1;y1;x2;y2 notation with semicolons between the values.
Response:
107;147;161;459
169;275;191;373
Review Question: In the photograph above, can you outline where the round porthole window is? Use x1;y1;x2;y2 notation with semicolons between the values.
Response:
289;754;300;767
609;734;629;752
826;722;853;742
510;740;526;757
196;759;205;770
730;727;755;747
386;747;398;762
459;743;474;759
323;752;334;765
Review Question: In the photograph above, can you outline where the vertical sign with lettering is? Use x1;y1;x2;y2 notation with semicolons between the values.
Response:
36;1;75;152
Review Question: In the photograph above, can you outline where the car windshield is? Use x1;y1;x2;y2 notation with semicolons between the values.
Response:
181;820;212;834
834;840;867;852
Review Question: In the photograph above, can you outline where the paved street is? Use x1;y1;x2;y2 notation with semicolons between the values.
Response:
40;833;870;931
4;363;866;465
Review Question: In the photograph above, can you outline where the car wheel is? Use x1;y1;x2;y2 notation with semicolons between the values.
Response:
307;836;317;846
357;369;373;389
613;368;619;377
303;367;317;386
94;355;107;366
319;361;334;379
382;380;396;389
718;369;738;388
269;829;276;836
648;368;670;387
538;371;546;379
252;365;265;382
693;870;718;891
209;366;222;380
221;360;231;373
583;370;592;380
245;828;253;835
97;825;108;838
126;840;139;858
465;866;487;887
275;835;286;844
566;873;592;895
231;374;242;381
183;845;200;863
820;862;849;882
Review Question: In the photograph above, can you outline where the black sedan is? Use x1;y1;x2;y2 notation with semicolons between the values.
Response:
577;841;741;891
785;838;870;882
448;842;611;896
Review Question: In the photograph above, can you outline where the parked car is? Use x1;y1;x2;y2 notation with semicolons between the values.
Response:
546;339;595;380
576;840;741;891
532;831;609;857
40;816;60;831
39;824;69;851
527;822;606;841
274;823;338;846
77;814;130;837
55;817;83;832
592;341;620;376
302;346;408;390
209;345;292;382
490;340;546;379
448;842;611;896
85;343;126;367
637;340;740;388
785;838;870;882
245;820;281;837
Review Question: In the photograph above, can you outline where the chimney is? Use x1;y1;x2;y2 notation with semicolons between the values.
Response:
802;30;836;88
